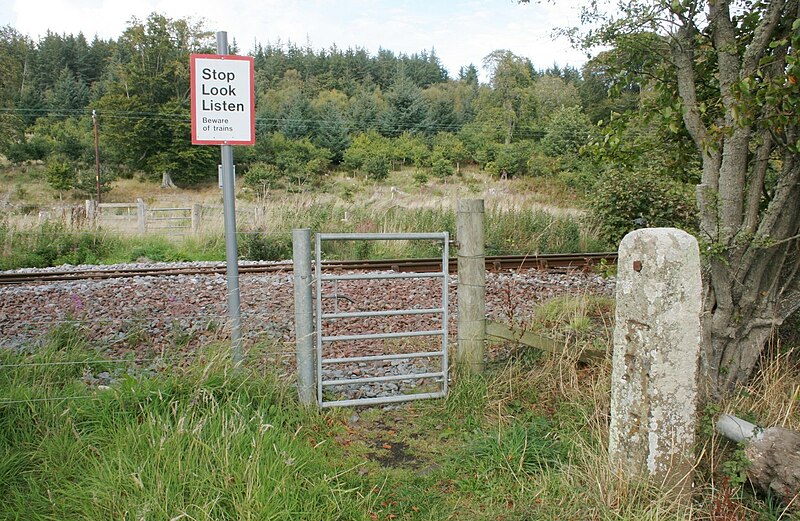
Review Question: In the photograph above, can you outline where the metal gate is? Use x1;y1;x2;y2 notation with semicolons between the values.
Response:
315;232;449;408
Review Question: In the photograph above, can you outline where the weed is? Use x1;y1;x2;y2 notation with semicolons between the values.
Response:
239;231;292;261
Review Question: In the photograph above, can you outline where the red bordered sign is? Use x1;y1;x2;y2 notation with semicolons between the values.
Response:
190;54;255;145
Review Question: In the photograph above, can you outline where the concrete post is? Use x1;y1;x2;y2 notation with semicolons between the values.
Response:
293;229;315;406
192;204;202;234
609;228;702;495
456;199;486;374
136;199;147;233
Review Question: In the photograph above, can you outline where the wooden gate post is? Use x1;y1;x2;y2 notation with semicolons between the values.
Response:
456;199;486;374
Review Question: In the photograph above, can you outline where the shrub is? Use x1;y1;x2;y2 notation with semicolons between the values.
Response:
484;141;535;178
589;169;697;243
239;232;292;261
541;106;594;157
430;153;454;178
363;155;390;181
342;131;391;174
243;162;281;190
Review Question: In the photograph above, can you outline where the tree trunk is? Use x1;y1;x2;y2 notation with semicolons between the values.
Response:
668;4;800;397
161;171;177;189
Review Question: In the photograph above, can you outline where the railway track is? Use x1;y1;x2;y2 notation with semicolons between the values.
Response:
0;252;617;285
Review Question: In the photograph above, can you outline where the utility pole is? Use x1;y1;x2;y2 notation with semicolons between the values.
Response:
92;110;101;204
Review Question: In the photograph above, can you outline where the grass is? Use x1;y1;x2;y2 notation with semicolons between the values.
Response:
3;165;797;518
2;299;798;520
0;203;607;270
0;164;610;270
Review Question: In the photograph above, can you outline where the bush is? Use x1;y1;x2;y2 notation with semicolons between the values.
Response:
589;169;697;243
363;155;390;181
244;162;281;190
342;131;391;175
541;106;594;157
430;154;454;178
484;142;535;178
246;133;331;191
239;232;292;261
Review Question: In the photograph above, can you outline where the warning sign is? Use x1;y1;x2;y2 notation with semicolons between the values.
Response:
190;54;255;145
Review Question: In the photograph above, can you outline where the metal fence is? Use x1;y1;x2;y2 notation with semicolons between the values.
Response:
314;232;450;408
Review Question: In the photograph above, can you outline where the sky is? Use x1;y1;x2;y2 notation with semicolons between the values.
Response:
1;0;590;81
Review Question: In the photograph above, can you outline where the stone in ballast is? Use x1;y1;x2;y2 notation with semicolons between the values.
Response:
608;228;702;494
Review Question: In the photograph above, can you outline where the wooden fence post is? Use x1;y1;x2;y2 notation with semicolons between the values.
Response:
85;200;97;229
136;198;147;233
192;204;202;234
456;199;486;374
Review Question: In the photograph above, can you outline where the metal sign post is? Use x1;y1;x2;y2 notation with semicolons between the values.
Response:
190;32;255;366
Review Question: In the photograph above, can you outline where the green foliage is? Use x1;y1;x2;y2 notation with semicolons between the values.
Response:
484;141;535;178
719;447;751;488
311;100;351;163
32;116;94;163
45;157;74;193
541;106;593;156
243;162;281;190
239;232;293;261
379;74;430;136
589;169;697;243
94;14;216;184
430;154;454;178
390;131;430;168
363;155;390;181
0;221;118;269
247;133;332;191
431;132;469;169
342;130;391;175
526;149;558;177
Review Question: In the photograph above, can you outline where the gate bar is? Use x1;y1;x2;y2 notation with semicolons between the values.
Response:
318;232;446;241
322;371;444;387
320;391;445;409
321;329;443;342
320;272;444;282
324;351;443;364
322;307;443;320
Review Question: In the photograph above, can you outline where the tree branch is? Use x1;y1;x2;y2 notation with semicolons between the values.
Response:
670;26;709;159
742;130;773;235
741;0;787;78
756;155;800;241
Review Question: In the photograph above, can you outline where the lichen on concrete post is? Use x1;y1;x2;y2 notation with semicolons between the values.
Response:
609;228;702;494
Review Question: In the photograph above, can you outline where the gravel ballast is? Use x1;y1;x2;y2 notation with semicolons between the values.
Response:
0;262;615;400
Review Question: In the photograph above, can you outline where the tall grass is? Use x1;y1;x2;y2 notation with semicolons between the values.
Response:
1;300;797;519
0;200;608;269
0;337;375;520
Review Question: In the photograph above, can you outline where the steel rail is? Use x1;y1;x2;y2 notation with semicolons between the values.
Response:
0;252;617;285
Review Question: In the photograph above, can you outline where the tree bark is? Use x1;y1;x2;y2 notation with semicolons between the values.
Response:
667;0;800;396
161;171;177;189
